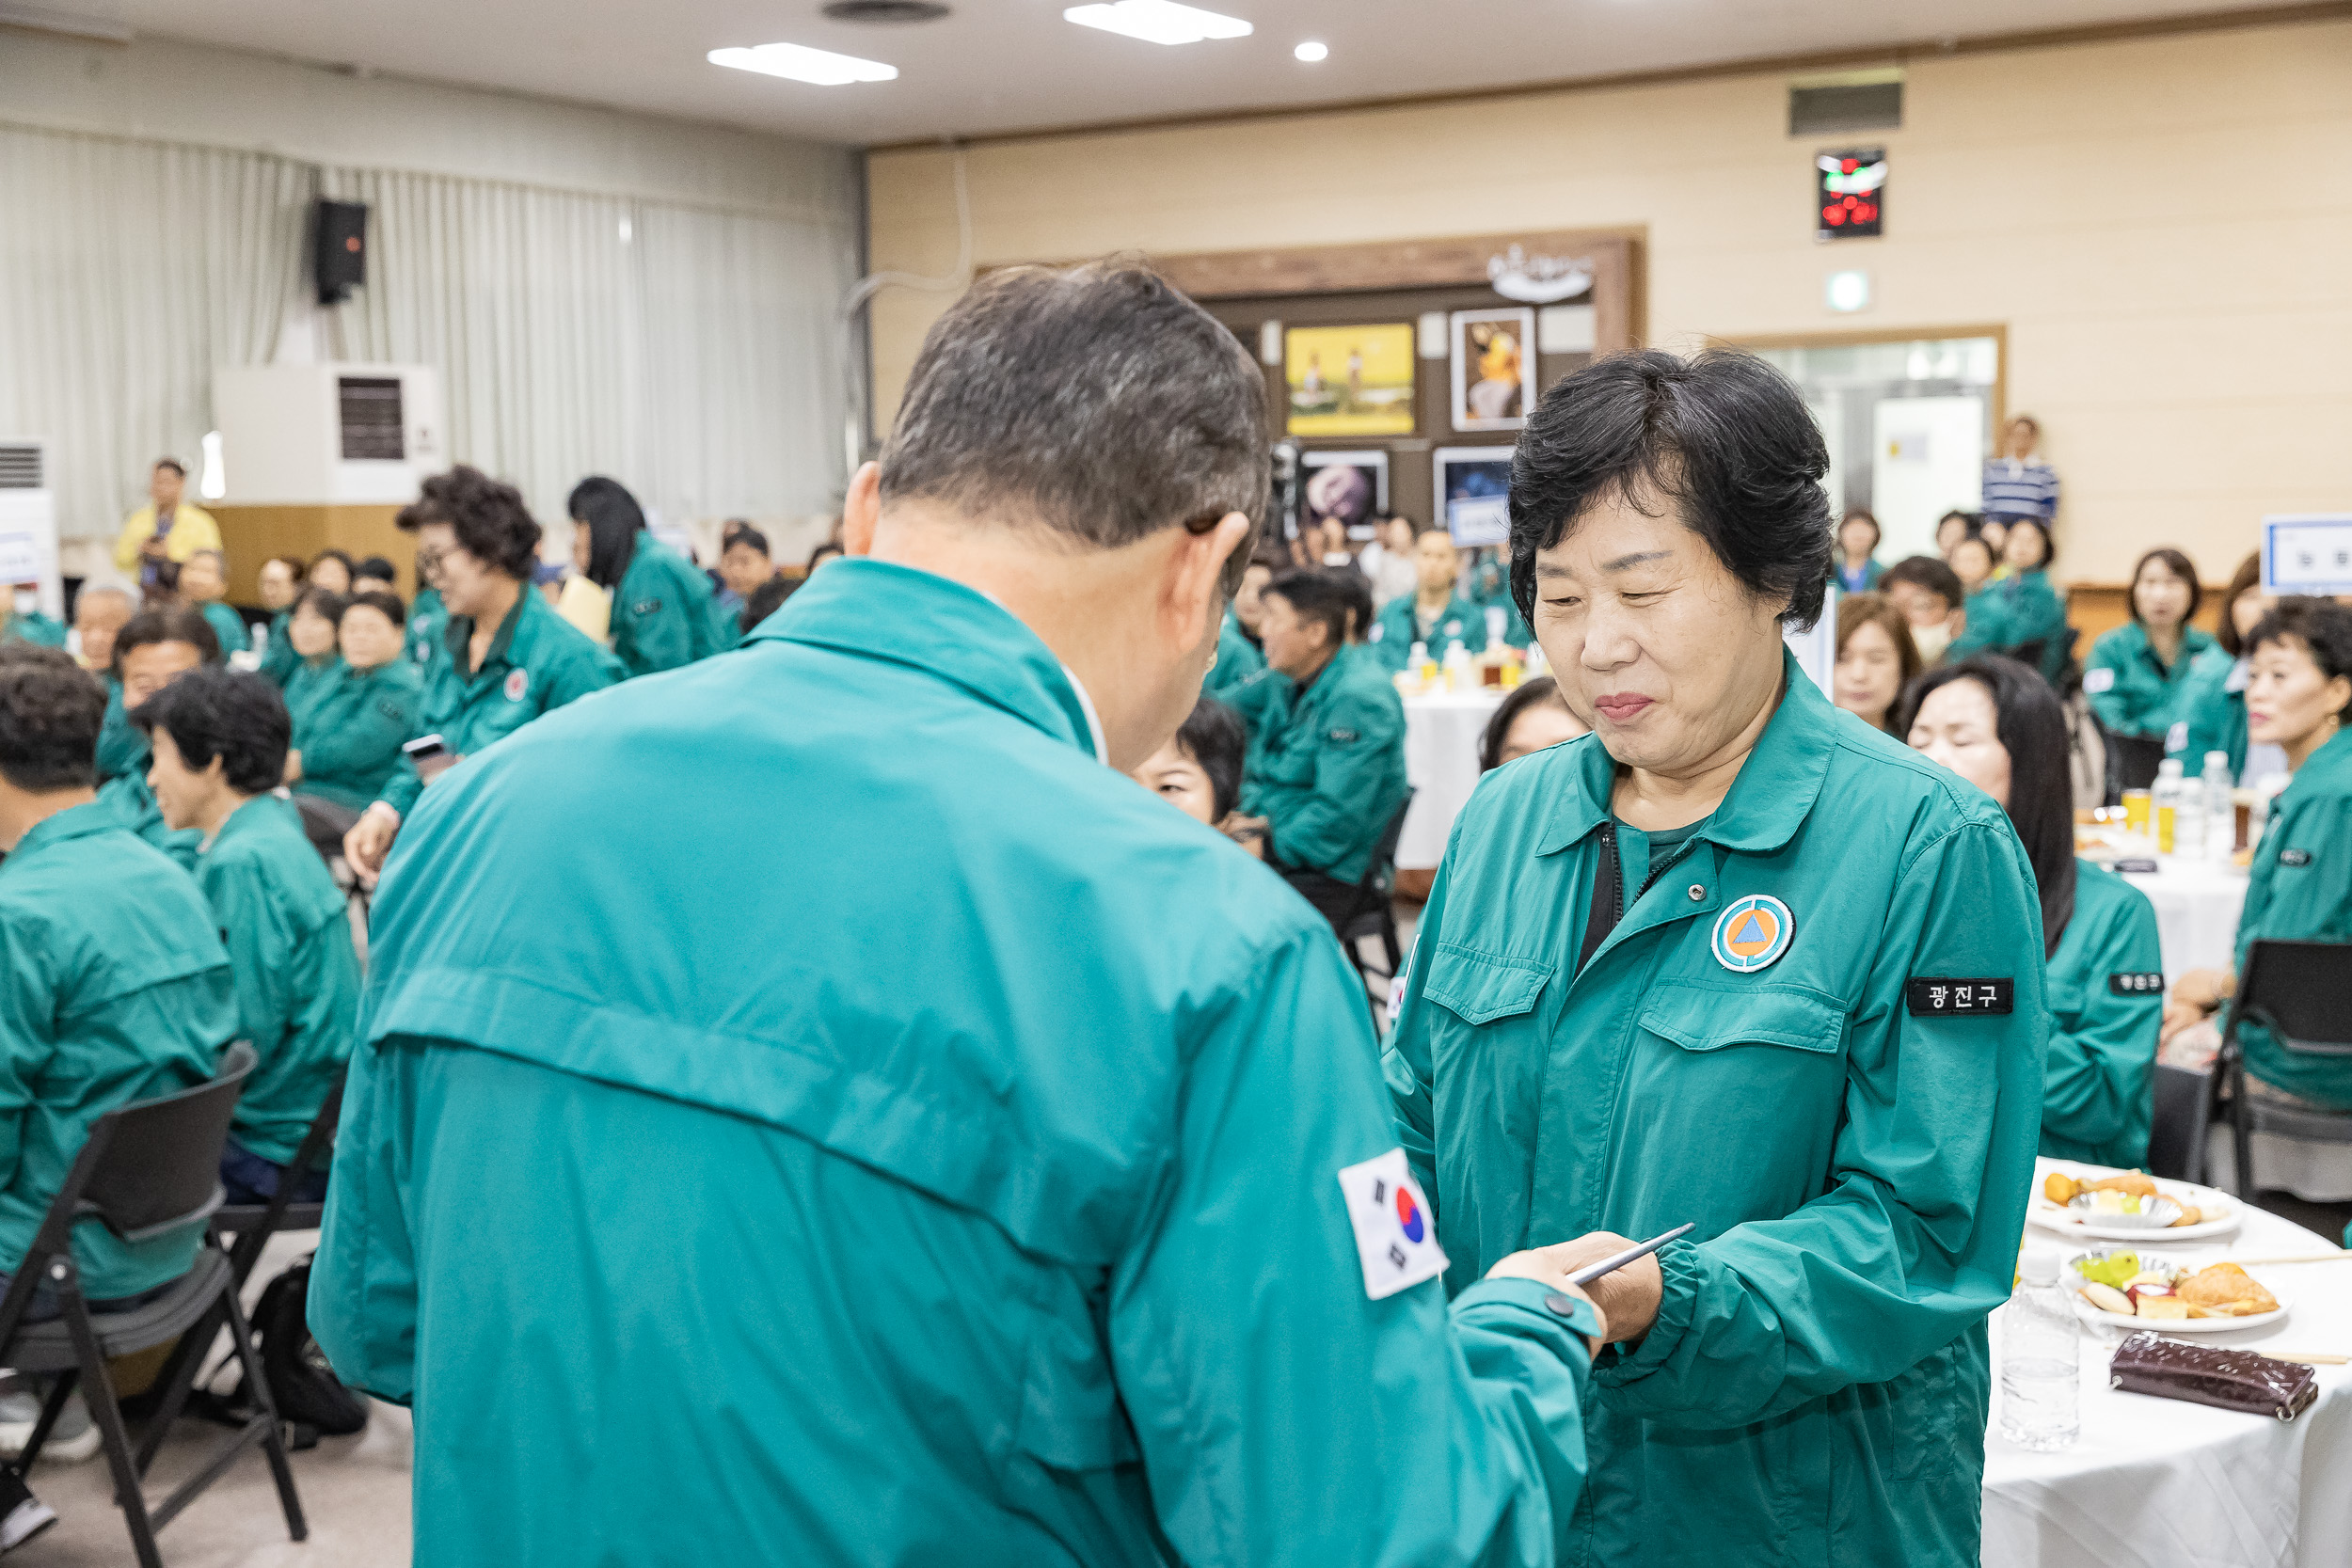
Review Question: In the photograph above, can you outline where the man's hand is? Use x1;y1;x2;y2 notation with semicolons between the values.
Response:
1485;1251;1607;1355
139;534;169;560
1512;1232;1665;1349
343;802;402;889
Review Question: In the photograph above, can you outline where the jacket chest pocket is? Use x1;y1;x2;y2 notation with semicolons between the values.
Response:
1422;944;1554;1082
1625;983;1851;1195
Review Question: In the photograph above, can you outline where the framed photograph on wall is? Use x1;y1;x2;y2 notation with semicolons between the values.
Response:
1284;324;1417;436
1450;307;1535;432
1433;447;1514;547
1300;450;1390;538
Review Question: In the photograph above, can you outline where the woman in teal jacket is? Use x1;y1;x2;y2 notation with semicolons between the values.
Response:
287;590;423;858
1906;657;2164;1166
567;477;730;676
2164;599;2352;1108
1387;351;2044;1568
2086;547;2216;742
2167;551;2269;779
1953;518;2069;682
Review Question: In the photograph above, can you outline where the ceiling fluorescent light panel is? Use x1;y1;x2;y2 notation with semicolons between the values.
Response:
707;41;898;85
1064;1;1251;46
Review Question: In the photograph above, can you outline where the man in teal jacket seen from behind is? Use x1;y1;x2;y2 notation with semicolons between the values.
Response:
313;261;1611;1566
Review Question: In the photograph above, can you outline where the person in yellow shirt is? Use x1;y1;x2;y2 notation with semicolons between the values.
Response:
110;459;220;594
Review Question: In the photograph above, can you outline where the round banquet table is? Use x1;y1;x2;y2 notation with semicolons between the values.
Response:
1982;1158;2352;1567
1395;689;1504;871
2114;855;2249;984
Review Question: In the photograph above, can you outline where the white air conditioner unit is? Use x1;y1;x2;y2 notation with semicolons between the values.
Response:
0;439;63;620
213;363;444;506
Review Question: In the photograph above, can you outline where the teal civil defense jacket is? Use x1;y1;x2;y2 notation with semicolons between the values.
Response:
1370;593;1489;673
0;804;230;1297
0;610;66;647
2230;728;2352;1108
375;589;620;817
1953;569;2070;681
1205;610;1263;704
2168;648;2250;779
199;600;249;656
2084;622;2216;740
1385;656;2047;1568
97;749;201;870
406;587;447;672
292;658;423;814
1240;641;1410;883
609;532;733;677
312;557;1603;1566
94;678;144;784
257;610;297;688
2040;861;2164;1168
195;796;360;1164
1469;557;1535;647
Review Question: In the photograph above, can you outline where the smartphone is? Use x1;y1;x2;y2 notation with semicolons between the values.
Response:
403;733;458;784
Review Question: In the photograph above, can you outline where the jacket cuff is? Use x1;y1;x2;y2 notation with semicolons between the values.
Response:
1452;1276;1600;1367
1591;1238;1704;1386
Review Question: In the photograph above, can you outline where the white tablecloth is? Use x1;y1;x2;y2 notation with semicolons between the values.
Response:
1396;689;1503;870
1983;1159;2352;1567
2116;856;2250;983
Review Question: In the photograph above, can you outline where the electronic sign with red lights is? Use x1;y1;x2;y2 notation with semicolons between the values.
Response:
1816;150;1885;240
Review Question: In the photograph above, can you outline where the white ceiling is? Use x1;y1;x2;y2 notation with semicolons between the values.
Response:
104;0;2276;147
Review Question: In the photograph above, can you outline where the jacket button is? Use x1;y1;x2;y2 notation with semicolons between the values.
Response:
1687;884;1706;901
1544;1292;1581;1319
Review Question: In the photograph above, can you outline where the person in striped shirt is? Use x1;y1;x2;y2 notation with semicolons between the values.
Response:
1982;414;2059;526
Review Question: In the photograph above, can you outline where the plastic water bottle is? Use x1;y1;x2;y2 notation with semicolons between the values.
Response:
2153;757;2185;856
2202;752;2235;859
1999;1252;2080;1451
1442;638;1470;691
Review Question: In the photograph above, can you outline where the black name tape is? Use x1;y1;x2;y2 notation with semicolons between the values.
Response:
1905;977;2014;1017
2108;972;2166;996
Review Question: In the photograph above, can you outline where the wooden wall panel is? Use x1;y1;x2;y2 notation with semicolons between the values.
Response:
214;505;416;606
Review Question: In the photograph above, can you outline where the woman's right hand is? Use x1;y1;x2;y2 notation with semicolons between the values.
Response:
343;802;403;889
2160;966;2233;1044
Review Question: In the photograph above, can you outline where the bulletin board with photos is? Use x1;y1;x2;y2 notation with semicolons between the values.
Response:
1151;230;1641;542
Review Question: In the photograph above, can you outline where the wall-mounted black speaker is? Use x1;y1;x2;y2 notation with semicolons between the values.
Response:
314;198;369;305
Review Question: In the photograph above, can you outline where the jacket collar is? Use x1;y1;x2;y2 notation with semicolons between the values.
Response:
2288;726;2352;797
444;586;532;672
6;799;123;863
752;558;1103;762
1536;648;1838;858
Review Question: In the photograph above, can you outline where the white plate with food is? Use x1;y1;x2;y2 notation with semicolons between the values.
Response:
2063;1250;2287;1333
2026;1168;2240;1242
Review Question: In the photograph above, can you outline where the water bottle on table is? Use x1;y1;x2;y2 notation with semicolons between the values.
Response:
2000;1251;2081;1451
2201;751;2235;859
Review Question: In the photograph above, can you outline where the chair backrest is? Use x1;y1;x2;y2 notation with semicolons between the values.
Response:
77;1041;257;1243
2109;734;2168;795
2234;941;2352;1057
1358;789;1418;894
2145;1064;2215;1181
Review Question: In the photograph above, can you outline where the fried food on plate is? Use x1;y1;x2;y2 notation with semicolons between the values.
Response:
2178;1262;2279;1316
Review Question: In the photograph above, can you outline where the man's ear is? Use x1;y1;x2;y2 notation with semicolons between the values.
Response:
842;462;882;556
1163;513;1252;647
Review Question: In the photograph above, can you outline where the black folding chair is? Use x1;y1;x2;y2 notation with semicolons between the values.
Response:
0;1043;305;1568
2219;940;2352;1200
2106;733;2169;797
134;1069;347;1479
2145;1064;2217;1183
1338;791;1416;1015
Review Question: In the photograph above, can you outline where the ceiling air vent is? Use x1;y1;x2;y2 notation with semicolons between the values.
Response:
821;1;952;22
0;444;43;490
1789;71;1903;137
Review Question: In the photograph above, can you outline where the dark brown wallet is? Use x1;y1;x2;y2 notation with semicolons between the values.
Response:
2109;1331;2319;1421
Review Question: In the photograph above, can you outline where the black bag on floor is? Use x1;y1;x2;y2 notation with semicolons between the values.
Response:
246;1256;368;1438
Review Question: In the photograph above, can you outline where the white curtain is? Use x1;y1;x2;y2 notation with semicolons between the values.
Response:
0;122;310;538
0;119;858;544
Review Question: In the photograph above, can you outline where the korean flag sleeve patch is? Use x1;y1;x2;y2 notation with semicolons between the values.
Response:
1904;977;2015;1016
1336;1148;1448;1300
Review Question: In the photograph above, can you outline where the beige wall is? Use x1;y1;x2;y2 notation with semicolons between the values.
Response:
868;17;2352;587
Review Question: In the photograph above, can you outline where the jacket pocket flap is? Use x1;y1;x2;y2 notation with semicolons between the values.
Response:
1639;982;1845;1053
1424;944;1551;1025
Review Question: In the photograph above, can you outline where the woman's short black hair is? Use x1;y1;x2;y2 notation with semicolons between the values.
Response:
343;588;407;628
2127;547;2202;627
353;556;398;582
1892;655;2077;955
741;574;800;637
128;666;290;796
398;466;542;580
2005;516;2057;569
1882;555;1964;612
567;476;647;591
724;527;771;559
114;606;222;673
1509;348;1833;630
0;644;106;792
2247;598;2352;720
1263;568;1352;650
294;587;349;626
1326;565;1375;643
1480;675;1565;772
2216;551;2264;658
1839;508;1882;546
1173;697;1246;820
